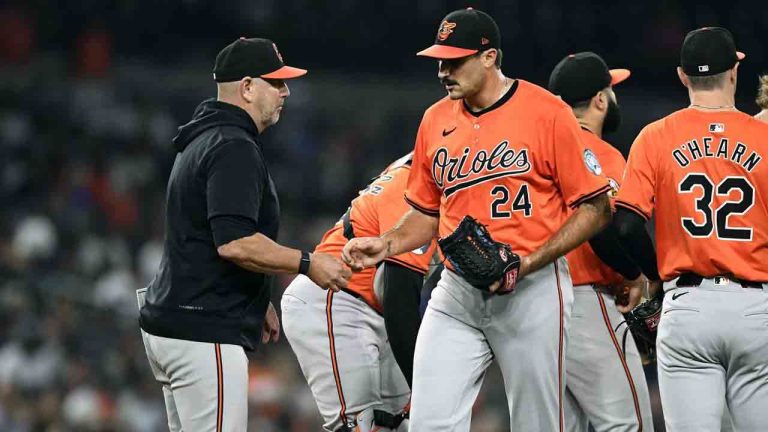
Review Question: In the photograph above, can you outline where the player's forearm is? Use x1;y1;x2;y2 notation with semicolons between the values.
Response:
381;208;438;258
218;232;302;274
588;224;642;280
614;208;661;281
525;194;611;276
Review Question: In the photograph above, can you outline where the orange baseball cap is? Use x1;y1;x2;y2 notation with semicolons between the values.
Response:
417;8;501;59
213;37;307;82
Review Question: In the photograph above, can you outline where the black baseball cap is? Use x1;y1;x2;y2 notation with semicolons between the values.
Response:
548;52;630;105
680;27;745;77
213;37;307;82
417;8;500;59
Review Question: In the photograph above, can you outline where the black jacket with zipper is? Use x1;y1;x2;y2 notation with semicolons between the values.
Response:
140;99;279;351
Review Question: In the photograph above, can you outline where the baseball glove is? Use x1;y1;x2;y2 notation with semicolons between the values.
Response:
622;290;664;362
437;215;521;295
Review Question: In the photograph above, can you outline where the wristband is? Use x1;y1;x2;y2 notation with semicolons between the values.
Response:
298;251;311;275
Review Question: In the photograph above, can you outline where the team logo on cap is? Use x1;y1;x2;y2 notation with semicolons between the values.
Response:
583;149;603;175
438;21;457;41
272;43;284;63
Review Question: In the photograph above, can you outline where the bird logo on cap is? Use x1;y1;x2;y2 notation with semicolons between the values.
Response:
438;21;457;41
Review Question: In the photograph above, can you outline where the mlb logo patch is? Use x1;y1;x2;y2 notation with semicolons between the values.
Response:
709;123;725;133
699;65;710;72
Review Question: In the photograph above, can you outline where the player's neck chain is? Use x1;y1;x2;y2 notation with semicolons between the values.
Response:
500;77;510;99
689;103;736;110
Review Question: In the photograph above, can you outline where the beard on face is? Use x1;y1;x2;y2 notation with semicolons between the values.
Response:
603;98;622;134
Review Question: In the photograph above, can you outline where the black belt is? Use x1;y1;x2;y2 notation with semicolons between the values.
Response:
374;410;407;429
676;273;763;289
341;288;363;300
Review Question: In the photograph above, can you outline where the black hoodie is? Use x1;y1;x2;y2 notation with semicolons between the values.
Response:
140;99;279;351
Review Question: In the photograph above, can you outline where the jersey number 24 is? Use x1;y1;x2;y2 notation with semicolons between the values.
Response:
490;184;532;218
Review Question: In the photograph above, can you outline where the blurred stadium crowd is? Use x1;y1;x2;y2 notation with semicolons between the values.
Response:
0;1;765;430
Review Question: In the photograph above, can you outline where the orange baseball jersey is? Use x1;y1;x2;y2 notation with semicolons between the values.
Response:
315;153;437;311
405;80;610;256
566;129;626;286
616;108;768;281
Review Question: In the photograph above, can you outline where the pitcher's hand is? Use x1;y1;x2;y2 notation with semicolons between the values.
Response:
342;237;389;272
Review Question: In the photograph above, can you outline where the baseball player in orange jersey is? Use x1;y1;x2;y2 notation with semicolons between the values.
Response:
343;8;616;431
549;52;655;432
615;27;768;431
282;153;436;432
756;74;768;122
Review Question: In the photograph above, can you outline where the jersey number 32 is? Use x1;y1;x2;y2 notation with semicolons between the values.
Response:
678;173;755;241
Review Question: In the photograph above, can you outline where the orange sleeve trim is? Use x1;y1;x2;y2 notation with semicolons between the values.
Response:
615;201;650;221
404;194;440;217
385;257;429;275
569;184;612;209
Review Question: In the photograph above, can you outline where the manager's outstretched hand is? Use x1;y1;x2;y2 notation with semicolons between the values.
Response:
342;237;389;271
308;252;352;292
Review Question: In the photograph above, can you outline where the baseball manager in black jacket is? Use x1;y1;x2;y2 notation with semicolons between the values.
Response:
138;37;351;432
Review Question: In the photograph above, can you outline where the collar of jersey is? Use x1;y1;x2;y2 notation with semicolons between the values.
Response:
463;79;519;118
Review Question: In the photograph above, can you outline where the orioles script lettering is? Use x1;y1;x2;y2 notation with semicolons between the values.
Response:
432;140;532;197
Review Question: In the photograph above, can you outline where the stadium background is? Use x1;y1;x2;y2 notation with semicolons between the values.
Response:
0;0;765;430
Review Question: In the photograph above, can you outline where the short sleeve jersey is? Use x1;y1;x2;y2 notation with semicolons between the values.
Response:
616;108;768;281
315;154;437;311
405;80;610;256
566;129;627;286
